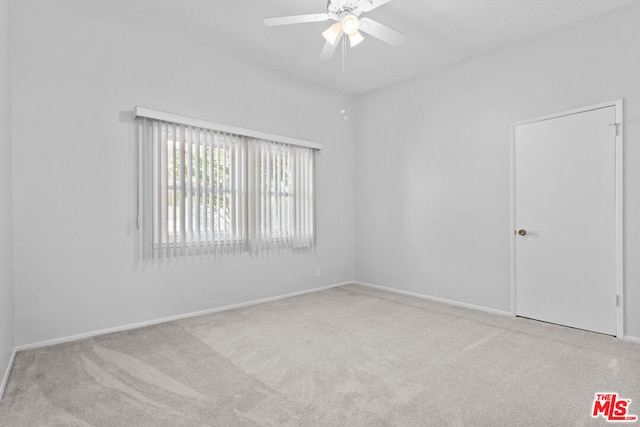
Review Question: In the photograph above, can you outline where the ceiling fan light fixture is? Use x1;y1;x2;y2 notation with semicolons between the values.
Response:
322;22;343;45
341;14;359;35
265;0;405;60
348;30;364;47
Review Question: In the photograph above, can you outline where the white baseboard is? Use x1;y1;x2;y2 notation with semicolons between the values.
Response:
354;281;512;317
0;347;16;401
15;281;353;352
354;282;640;342
9;278;636;385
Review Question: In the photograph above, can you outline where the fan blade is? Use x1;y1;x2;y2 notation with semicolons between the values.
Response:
264;13;330;27
319;32;343;60
358;17;405;47
361;0;394;12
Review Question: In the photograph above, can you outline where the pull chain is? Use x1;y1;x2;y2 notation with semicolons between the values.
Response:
340;35;349;120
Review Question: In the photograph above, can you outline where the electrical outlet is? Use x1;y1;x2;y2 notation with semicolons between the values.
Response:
315;267;321;277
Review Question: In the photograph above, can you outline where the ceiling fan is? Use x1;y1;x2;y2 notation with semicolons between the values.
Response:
264;0;405;60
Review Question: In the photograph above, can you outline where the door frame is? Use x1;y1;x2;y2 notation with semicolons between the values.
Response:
509;99;624;338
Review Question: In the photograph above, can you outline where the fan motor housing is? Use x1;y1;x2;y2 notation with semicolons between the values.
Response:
327;0;371;19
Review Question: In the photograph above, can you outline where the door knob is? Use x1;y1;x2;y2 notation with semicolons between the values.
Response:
517;229;527;236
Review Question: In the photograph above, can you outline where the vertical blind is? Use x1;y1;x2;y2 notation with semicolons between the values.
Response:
136;113;317;259
248;140;315;253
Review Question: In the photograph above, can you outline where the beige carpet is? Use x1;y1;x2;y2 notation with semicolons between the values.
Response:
1;284;639;426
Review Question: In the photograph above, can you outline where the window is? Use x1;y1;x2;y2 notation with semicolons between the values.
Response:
136;108;318;259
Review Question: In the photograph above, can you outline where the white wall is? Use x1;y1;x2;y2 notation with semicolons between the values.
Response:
0;0;14;382
0;0;14;385
10;0;639;347
354;3;640;338
11;0;355;345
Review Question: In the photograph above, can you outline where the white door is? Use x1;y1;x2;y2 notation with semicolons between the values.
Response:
514;105;619;336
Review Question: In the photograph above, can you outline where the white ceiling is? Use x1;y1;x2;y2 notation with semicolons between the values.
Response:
99;0;639;94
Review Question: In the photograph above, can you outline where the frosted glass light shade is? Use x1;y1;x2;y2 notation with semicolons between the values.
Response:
348;30;364;47
341;15;359;35
322;22;343;45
